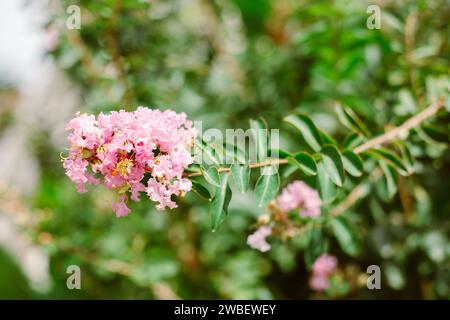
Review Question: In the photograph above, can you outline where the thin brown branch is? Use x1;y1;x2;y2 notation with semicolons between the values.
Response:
398;174;414;222
405;11;420;102
187;99;445;178
329;169;382;217
353;98;444;154
186;158;289;177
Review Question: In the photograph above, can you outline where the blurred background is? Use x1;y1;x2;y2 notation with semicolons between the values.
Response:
0;0;449;299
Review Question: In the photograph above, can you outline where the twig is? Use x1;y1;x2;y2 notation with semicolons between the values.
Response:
398;174;414;221
186;158;288;177
187;99;445;178
405;11;420;102
329;169;382;217
353;98;444;154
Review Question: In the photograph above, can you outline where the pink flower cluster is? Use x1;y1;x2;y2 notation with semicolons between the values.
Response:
275;181;321;217
247;226;272;252
309;254;338;291
63;107;197;217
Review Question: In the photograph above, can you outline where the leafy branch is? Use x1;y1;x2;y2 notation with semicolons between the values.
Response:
187;98;447;232
187;98;445;178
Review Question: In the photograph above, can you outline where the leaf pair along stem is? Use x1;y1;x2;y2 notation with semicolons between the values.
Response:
186;99;445;178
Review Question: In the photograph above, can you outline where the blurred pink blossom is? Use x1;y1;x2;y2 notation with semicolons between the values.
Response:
312;253;338;276
247;226;272;252
310;254;338;292
310;274;330;291
275;181;321;217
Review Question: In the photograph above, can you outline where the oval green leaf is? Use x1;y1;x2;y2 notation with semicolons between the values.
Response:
197;138;221;166
210;173;232;232
342;150;363;177
316;162;337;203
320;129;337;145
287;152;317;176
364;148;408;176
231;164;251;193
284;113;323;152
249;118;268;162
191;180;212;201
202;166;221;187
331;216;360;257
341;132;364;149
320;145;345;187
335;104;369;136
254;168;280;207
269;148;292;159
224;143;247;165
379;162;398;200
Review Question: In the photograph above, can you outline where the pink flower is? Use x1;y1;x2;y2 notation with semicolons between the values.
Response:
247;226;272;252
113;196;131;217
310;254;338;292
62;157;90;193
275;181;321;217
62;107;197;217
310;274;330;292
312;253;338;277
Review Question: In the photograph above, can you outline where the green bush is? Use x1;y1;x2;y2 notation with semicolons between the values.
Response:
6;0;450;299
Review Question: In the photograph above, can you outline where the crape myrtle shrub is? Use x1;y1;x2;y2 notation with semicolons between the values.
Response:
28;0;450;298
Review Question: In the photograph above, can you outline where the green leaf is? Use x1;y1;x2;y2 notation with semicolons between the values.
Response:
342;150;363;177
184;163;201;173
197;138;221;166
394;142;414;175
365;148;408;176
341;132;364;149
224;143;246;165
287;152;317;176
230;164;251;193
320;145;345;187
208;141;226;163
316;162;337;203
201;166;221;187
284;113;323;152
421;124;449;144
269;148;292;159
210;173;232;232
320;129;337;145
249;118;268;161
379;162;398;200
281;164;298;179
191;180;212;201
331;216;360;257
415;126;446;147
305;226;328;268
335;104;369;136
254;167;280;207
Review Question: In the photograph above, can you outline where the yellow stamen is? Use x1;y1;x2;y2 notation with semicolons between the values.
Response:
115;158;134;176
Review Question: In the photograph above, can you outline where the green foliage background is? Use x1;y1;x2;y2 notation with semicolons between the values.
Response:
1;0;449;299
